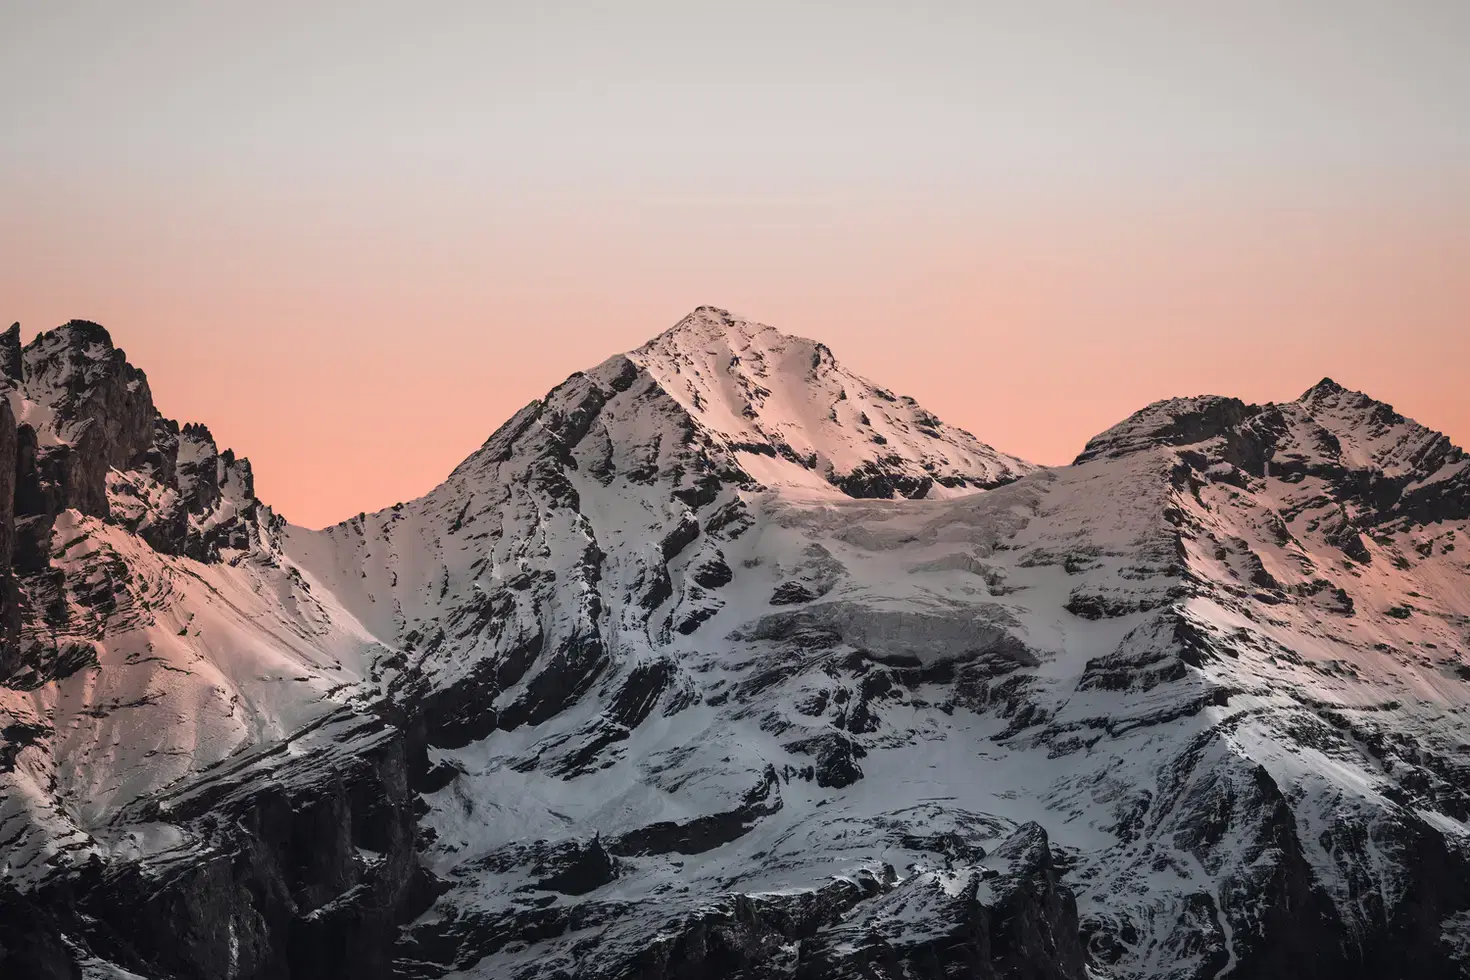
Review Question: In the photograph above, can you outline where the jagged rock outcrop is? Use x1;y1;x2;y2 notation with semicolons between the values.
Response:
0;321;268;685
18;714;438;980
0;884;77;980
396;825;1085;980
0;323;23;382
795;824;1085;980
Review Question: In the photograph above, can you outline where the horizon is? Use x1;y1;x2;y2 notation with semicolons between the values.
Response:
5;2;1467;527
5;307;1462;530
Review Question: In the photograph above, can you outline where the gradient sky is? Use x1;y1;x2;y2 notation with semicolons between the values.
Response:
3;2;1468;528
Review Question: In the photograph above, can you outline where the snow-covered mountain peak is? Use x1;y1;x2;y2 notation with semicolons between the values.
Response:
1297;376;1465;482
1072;393;1254;464
629;306;839;402
1301;375;1348;399
637;304;773;352
625;306;1034;499
1078;379;1466;484
1297;376;1383;421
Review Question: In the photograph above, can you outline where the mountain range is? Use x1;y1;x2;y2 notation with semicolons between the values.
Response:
1;307;1468;980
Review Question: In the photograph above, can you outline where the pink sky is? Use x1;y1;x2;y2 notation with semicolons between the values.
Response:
3;4;1467;528
5;186;1466;529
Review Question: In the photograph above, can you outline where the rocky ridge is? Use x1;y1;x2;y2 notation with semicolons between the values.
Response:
0;321;272;682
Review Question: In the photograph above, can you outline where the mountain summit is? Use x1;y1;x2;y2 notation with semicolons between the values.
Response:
2;312;1469;980
624;306;1033;498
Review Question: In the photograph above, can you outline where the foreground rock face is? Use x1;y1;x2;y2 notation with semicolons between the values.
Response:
3;310;1470;979
4;712;436;980
397;823;1083;980
72;721;431;979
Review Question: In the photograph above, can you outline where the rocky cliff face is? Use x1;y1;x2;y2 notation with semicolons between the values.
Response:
0;321;277;688
2;310;1469;980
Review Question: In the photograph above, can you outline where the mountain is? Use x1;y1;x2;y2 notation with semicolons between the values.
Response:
2;309;1468;980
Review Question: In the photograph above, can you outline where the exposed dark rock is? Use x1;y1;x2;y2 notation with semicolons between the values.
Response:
1065;588;1148;620
796;824;1085;980
18;717;439;980
0;886;79;980
673;601;720;635
610;770;781;859
703;498;753;539
1076;396;1255;464
659;514;700;561
12;425;63;576
419;662;504;751
415;757;464;794
770;581;817;605
831;460;934;500
534;836;621;896
0;720;50;772
809;733;865;788
618;880;880;980
0;322;22;382
22;321;157;474
691;555;733;589
608;659;676;728
0;396;17;672
1322;510;1372;563
139;415;181;486
498;629;610;732
177;422;223;514
670;471;725;509
1078;645;1187;693
0;322;263;571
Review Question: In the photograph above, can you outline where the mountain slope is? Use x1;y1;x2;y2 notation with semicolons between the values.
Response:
1;311;1468;980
